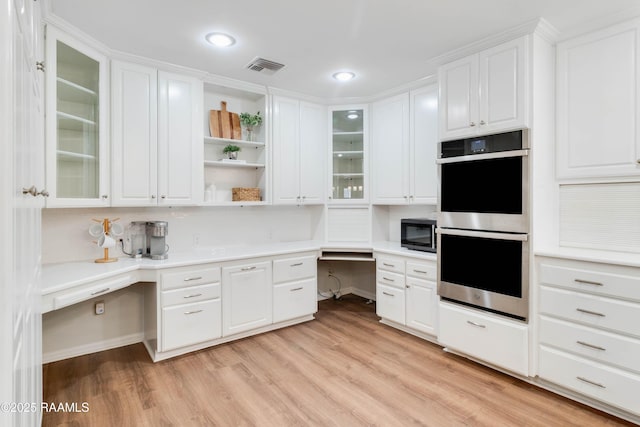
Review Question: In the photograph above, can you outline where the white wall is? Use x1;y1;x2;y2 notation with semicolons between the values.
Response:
42;205;324;263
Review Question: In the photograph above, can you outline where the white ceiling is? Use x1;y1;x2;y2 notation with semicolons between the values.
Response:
49;0;640;99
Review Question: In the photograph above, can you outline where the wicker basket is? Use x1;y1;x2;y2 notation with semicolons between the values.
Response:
232;187;260;201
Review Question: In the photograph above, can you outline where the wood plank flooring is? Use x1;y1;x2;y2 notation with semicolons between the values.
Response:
43;295;634;426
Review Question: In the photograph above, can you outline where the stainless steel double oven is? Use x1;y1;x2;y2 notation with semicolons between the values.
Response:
437;130;530;321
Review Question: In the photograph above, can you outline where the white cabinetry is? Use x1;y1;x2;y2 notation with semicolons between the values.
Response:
111;62;203;206
202;83;267;205
272;253;318;322
222;260;272;336
45;27;109;207
371;85;438;204
272;96;325;205
375;254;438;337
556;20;640;180
439;301;529;376
537;257;640;416
439;37;528;141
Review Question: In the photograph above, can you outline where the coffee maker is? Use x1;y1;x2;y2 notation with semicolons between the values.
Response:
126;221;169;259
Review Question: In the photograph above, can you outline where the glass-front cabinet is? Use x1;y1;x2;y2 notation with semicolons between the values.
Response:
45;27;108;207
330;106;368;202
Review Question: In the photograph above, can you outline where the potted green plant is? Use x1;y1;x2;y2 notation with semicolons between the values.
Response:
223;144;241;160
239;111;262;141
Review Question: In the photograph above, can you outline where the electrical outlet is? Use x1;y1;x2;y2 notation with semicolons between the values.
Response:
95;301;105;315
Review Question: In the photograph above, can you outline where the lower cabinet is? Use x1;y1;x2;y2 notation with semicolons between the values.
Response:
273;253;318;323
222;260;272;337
375;253;438;337
438;301;529;376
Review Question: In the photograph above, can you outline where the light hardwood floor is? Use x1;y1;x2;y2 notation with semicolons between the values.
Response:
43;295;633;426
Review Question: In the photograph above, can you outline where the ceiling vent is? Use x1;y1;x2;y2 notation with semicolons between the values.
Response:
245;57;285;75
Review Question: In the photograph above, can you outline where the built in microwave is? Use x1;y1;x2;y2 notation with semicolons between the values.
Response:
401;218;437;253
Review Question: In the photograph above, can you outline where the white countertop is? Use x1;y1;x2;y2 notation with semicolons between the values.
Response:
41;240;323;295
372;241;437;261
535;246;640;268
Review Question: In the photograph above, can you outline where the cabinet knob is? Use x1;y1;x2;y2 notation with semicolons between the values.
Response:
151;195;156;199
479;120;486;125
38;189;50;198
161;195;166;199
36;61;45;72
469;122;476;127
101;194;108;199
22;186;38;197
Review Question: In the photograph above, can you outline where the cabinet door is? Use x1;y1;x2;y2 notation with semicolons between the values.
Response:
376;283;406;325
438;55;478;141
222;261;272;336
410;85;438;204
405;277;437;335
162;299;221;351
479;37;528;134
330;105;368;202
157;71;203;205
557;21;640;179
45;27;109;207
111;61;158;206
371;93;410;204
299;102;326;204
272;96;300;204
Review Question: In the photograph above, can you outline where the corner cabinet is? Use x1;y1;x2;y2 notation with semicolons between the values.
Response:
45;27;109;207
329;105;368;203
556;19;640;180
272;96;326;205
111;61;203;206
371;85;438;205
202;82;268;205
439;36;528;141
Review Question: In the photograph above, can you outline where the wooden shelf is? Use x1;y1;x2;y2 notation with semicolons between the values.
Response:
204;160;265;169
204;136;265;148
57;77;97;104
57;111;96;131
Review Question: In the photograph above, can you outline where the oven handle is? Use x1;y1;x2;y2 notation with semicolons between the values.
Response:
437;227;528;242
436;149;529;164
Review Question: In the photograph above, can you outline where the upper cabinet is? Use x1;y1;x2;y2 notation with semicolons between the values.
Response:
45;27;109;207
111;61;203;206
272;96;326;205
556;19;640;180
202;83;268;205
371;85;438;205
439;37;528;141
329;106;368;203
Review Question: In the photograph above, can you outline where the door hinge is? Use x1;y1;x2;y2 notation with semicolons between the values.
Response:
36;61;45;72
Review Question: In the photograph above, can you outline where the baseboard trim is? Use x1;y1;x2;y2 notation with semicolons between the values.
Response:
43;333;144;364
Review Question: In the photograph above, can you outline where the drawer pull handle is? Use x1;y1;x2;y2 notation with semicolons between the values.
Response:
290;287;303;292
183;293;203;299
382;277;395;282
184;276;203;282
575;279;603;287
241;266;257;271
577;341;606;351
413;270;427;274
91;288;110;296
290;262;303;267
184;310;203;315
576;308;605;317
466;321;486;328
382;291;394;297
383;263;395;267
577;377;606;389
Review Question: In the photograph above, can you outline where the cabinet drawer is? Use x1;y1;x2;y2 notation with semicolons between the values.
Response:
539;261;640;302
406;260;436;281
273;255;316;284
540;286;640;338
161;283;220;308
162;299;221;351
376;269;405;289
438;302;528;376
273;278;317;323
539;346;640;416
540;316;640;374
52;274;135;310
377;255;405;274
376;283;405;325
161;266;221;290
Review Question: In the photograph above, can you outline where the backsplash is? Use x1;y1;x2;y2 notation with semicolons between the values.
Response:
42;205;323;264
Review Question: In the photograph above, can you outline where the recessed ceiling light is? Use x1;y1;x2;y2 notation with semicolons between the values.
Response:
333;71;355;81
347;113;359;119
205;32;236;47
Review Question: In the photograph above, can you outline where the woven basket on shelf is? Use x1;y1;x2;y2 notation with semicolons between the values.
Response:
232;187;260;201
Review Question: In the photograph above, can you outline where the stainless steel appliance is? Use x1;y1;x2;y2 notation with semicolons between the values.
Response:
146;221;169;260
401;218;436;253
437;130;530;321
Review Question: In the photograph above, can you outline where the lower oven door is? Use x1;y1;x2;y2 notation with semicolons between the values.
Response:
437;228;529;320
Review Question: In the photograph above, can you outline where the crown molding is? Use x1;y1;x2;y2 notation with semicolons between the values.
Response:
111;49;207;79
556;7;640;42
43;14;111;55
